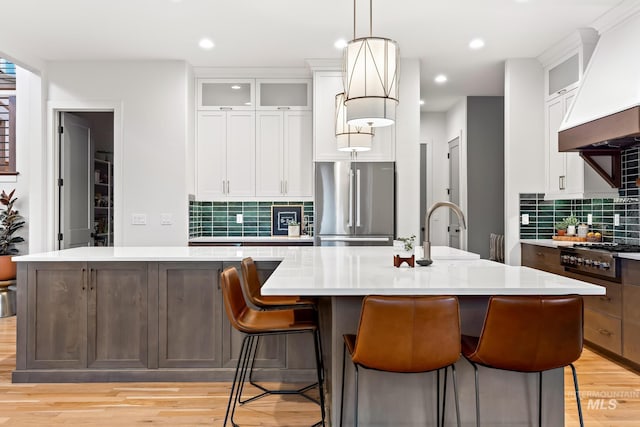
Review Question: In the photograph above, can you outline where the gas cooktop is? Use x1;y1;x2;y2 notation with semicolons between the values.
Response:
572;243;640;253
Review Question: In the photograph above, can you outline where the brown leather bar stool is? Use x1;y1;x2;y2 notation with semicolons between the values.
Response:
461;295;584;427
340;295;462;427
239;257;323;401
220;266;326;427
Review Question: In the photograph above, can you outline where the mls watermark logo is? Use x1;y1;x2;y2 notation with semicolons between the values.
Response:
572;390;640;410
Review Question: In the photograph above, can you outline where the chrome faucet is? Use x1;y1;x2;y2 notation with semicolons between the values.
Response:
422;201;467;265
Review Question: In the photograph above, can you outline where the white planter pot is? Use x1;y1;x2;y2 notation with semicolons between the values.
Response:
288;225;300;237
567;225;576;236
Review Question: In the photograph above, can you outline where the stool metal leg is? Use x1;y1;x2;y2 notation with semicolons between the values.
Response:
451;364;461;427
570;363;584;427
224;335;250;427
441;368;448;427
354;364;359;427
469;360;480;427
538;371;543;427
437;369;441;427
311;329;326;426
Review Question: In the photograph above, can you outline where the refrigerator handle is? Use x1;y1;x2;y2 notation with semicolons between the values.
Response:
348;170;353;227
356;169;361;227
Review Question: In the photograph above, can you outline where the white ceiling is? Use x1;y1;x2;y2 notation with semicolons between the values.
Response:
0;0;624;112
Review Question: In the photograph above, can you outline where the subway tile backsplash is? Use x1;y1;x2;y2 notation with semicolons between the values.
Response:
520;147;640;245
189;201;314;238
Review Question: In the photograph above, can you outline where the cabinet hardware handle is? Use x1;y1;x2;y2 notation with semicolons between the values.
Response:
227;180;230;194
558;89;567;95
284;180;288;194
222;180;226;194
220;107;232;111
559;175;566;190
598;328;612;336
599;296;612;302
81;268;86;290
277;106;290;110
537;252;543;256
89;268;94;291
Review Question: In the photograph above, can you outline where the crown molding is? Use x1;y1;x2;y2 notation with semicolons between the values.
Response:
305;58;342;72
590;0;640;34
537;28;599;68
193;67;311;78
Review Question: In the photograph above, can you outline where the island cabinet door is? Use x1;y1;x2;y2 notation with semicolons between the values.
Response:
623;260;640;364
221;261;286;369
87;262;149;369
157;262;224;368
26;263;88;369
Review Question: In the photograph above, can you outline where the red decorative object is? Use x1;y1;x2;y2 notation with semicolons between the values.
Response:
394;254;415;268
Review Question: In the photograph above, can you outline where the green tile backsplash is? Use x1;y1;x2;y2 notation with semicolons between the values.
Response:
189;201;314;238
520;147;639;244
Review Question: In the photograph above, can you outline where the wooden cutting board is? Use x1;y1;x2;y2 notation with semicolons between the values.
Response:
552;235;587;241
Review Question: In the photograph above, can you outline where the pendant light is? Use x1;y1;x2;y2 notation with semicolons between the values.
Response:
335;92;374;152
343;0;399;128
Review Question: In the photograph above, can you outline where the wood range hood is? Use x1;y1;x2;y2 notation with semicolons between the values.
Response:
559;106;640;188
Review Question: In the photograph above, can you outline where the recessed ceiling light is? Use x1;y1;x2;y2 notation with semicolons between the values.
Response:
419;100;425;105
231;85;241;90
334;39;348;49
469;38;485;50
434;74;448;84
199;38;214;50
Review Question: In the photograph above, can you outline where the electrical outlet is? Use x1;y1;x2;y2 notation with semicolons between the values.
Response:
131;214;147;225
160;213;172;225
614;214;620;226
587;214;593;225
236;214;243;224
521;214;529;225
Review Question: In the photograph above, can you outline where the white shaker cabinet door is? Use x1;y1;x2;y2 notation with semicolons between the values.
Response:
225;111;256;197
196;112;227;200
256;112;284;197
313;72;350;161
284;111;313;197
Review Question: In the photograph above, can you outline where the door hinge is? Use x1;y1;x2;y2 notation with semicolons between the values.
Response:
447;153;450;159
58;178;63;187
58;233;63;241
58;126;64;134
446;188;450;195
447;226;450;232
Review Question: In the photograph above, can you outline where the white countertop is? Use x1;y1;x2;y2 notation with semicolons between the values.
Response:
619;253;640;261
520;239;580;248
189;236;313;243
14;246;604;296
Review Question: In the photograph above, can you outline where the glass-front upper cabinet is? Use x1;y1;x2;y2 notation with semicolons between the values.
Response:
197;79;255;110
257;79;312;110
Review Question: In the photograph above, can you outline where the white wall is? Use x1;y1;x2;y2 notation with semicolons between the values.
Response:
395;59;422;240
445;97;468;249
47;61;190;247
420;112;449;246
504;58;545;265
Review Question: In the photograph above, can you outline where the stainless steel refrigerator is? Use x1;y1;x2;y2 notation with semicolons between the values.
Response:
314;161;395;246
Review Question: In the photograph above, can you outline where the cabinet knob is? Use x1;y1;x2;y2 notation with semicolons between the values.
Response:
597;328;613;336
599;296;612;302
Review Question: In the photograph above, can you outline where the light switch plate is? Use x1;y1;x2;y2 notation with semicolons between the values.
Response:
521;214;529;225
132;214;147;225
614;214;620;226
587;214;593;225
160;213;172;225
236;214;243;224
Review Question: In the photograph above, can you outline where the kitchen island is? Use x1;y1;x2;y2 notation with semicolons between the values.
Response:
13;246;604;426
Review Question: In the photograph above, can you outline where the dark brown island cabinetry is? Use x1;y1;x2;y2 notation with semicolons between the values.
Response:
14;260;315;383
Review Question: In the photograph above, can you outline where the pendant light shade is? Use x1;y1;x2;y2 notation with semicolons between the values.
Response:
335;92;374;152
343;0;399;128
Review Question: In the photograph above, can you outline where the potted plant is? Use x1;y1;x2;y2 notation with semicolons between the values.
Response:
555;219;567;236
0;189;25;281
287;220;300;237
395;235;416;256
563;214;580;236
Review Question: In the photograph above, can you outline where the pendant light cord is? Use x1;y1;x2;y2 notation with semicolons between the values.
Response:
354;0;374;39
353;0;356;40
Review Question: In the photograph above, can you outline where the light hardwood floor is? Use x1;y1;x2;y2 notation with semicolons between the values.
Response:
1;315;639;426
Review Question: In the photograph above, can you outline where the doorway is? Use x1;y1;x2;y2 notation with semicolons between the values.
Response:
57;111;114;249
419;142;433;244
448;137;461;249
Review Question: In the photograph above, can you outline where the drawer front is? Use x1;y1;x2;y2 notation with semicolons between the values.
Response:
584;308;622;355
520;244;563;274
584;282;622;317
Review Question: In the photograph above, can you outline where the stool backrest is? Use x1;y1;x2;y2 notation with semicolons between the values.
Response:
352;295;460;373
474;295;583;372
220;266;251;334
240;257;262;306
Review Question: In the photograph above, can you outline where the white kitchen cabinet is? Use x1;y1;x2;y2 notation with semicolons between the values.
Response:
197;79;255;110
544;88;617;199
313;71;395;161
196;111;255;200
256;111;312;198
540;28;617;200
257;79;312;111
